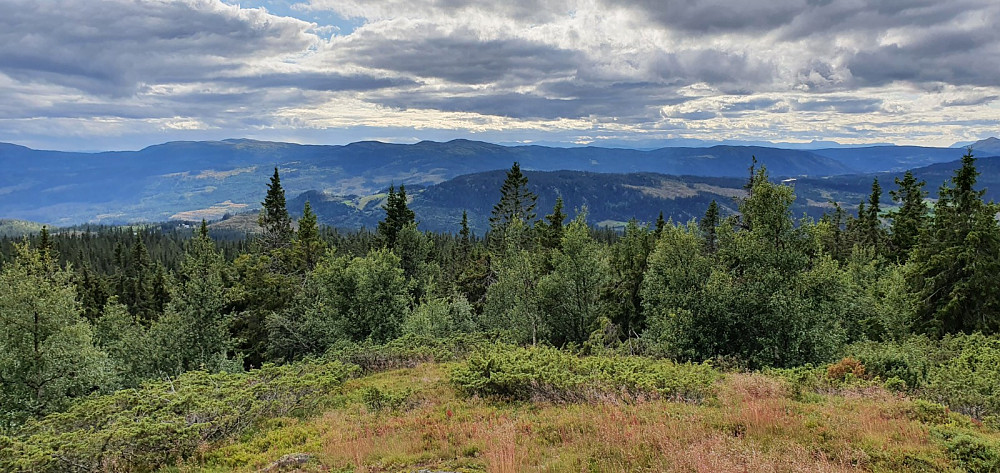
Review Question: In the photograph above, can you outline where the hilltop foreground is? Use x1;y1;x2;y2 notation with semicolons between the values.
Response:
5;338;1000;473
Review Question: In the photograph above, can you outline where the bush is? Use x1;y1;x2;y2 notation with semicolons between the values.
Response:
849;333;1000;420
944;433;1000;472
360;386;412;413
0;361;357;473
825;357;866;382
450;345;719;403
324;333;493;373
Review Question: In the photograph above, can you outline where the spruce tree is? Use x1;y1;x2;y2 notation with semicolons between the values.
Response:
699;200;719;253
294;201;324;271
489;162;537;232
654;211;666;236
377;185;416;248
459;210;472;252
539;196;566;250
910;149;1000;335
258;167;293;250
862;177;885;251
888;170;927;260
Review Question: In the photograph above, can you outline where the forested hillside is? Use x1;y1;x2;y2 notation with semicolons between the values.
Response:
2;151;1000;471
0;138;976;225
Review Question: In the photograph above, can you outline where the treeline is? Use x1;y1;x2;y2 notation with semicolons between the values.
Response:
2;152;999;431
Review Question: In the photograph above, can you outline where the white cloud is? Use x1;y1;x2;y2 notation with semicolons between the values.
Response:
0;0;997;149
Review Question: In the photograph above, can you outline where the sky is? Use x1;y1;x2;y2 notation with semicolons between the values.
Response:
0;0;998;151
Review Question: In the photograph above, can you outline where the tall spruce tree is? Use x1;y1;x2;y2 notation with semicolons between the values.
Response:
377;185;416;248
910;149;1000;335
294;201;325;271
699;200;720;253
489;162;537;232
459;210;472;250
889;170;928;260
654;211;666;236
539;196;567;250
861;177;886;251
258;167;293;250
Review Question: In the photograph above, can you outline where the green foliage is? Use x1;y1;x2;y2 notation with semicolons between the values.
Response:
0;360;357;472
943;433;1000;472
402;295;476;338
93;299;152;388
324;333;492;373
482;228;544;344
149;227;237;376
0;245;109;430
889;170;928;261
377;184;416;249
605;219;654;336
538;213;610;346
294;201;325;272
258;166;293;251
451;344;719;403
850;333;1000;420
537;196;566;250
267;248;409;362
360;385;412;413
909;149;1000;336
641;169;864;368
489;161;537;238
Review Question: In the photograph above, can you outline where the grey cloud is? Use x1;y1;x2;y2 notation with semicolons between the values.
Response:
0;0;314;96
650;49;776;88
378;93;587;120
224;71;419;91
942;95;999;107
721;98;783;112
338;28;582;85
790;97;884;114
625;0;808;34
846;24;1000;88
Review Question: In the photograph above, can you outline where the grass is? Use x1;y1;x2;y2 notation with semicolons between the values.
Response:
171;361;1000;472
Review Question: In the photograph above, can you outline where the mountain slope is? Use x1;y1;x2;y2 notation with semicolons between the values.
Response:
291;154;1000;234
0;138;986;225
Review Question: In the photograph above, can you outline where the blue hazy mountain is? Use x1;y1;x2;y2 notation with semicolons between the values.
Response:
287;153;1000;234
0;138;985;226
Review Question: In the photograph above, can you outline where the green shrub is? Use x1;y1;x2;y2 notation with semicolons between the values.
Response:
0;361;357;473
360;386;412;413
450;345;719;403
908;399;950;425
849;333;1000;420
325;333;493;373
944;433;1000;472
884;376;907;392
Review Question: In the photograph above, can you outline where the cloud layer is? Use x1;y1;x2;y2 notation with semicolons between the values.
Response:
0;0;997;149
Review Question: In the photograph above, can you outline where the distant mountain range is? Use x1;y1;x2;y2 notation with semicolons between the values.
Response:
1;137;997;229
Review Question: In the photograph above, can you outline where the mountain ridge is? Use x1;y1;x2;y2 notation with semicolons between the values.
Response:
0;138;987;226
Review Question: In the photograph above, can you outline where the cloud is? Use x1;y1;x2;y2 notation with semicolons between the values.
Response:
0;0;998;150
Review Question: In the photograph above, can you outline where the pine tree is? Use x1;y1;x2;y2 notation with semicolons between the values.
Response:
489;162;537;232
377;185;416;248
459;210;472;255
38;226;54;262
258;167;293;250
654;211;666;236
910;149;1000;335
699;200;719;253
862;177;886;251
539;196;566;250
888;170;927;260
294;201;324;271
